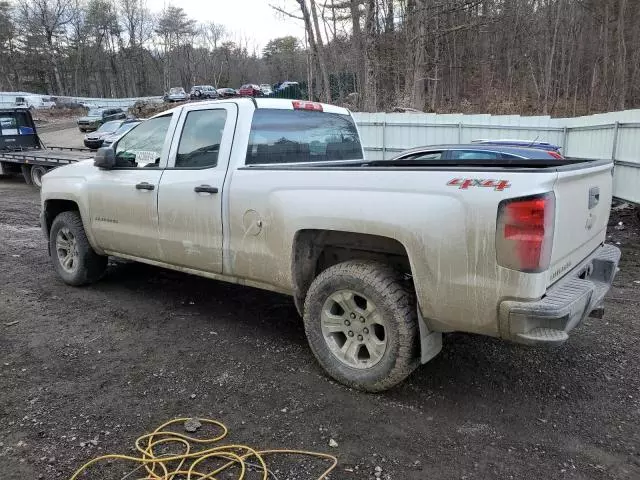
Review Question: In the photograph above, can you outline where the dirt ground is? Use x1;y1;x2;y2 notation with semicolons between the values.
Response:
1;177;640;479
39;126;86;150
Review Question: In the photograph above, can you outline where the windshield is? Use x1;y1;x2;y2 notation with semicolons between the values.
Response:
114;122;140;135
87;109;103;117
97;121;122;133
169;88;184;94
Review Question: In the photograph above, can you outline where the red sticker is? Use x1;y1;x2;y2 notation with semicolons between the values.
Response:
447;178;511;191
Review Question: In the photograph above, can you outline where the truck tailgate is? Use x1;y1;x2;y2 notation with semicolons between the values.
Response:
548;161;614;286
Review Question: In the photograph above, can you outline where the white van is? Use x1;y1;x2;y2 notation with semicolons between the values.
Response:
15;95;56;110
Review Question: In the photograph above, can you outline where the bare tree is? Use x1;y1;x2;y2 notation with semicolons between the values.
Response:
17;0;74;94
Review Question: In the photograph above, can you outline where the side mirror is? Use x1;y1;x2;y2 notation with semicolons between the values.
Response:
94;147;116;169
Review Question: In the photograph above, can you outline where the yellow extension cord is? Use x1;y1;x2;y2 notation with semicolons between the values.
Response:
68;418;338;480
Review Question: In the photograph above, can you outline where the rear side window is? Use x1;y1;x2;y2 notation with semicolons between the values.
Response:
174;109;227;168
246;109;363;164
400;151;444;161
449;150;501;160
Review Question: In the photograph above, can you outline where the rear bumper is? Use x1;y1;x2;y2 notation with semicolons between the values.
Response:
499;244;621;346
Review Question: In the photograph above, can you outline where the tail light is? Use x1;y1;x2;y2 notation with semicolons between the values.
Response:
547;150;564;159
496;193;555;272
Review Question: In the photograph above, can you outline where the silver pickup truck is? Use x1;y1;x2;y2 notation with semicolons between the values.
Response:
40;98;620;392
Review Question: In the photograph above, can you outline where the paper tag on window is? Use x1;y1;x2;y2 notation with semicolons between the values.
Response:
133;151;157;164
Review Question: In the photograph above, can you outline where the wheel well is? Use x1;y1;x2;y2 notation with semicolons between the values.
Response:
291;230;412;314
43;199;80;237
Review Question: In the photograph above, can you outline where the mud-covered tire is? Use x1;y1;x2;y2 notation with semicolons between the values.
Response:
303;260;420;392
21;165;33;185
49;211;107;286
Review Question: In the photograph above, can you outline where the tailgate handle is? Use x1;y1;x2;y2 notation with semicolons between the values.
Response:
589;187;600;209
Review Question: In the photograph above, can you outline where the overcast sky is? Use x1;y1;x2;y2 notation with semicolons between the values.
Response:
145;0;307;53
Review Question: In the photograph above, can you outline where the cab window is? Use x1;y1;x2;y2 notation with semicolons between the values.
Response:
246;108;363;164
114;114;172;168
0;112;32;136
173;109;227;169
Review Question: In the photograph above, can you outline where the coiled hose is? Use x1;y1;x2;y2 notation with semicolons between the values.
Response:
68;417;338;480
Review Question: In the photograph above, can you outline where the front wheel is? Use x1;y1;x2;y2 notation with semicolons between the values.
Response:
303;260;420;392
49;211;108;286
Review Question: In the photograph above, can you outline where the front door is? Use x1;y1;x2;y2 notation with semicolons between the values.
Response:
88;113;177;260
157;103;238;273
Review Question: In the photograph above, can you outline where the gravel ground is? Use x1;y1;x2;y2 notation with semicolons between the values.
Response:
0;180;639;479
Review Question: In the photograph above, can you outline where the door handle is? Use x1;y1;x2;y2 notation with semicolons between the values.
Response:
194;185;219;194
135;182;155;191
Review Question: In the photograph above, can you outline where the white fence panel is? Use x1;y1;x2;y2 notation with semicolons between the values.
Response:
614;124;640;164
564;125;617;159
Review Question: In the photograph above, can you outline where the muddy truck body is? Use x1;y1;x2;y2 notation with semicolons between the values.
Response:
39;98;620;391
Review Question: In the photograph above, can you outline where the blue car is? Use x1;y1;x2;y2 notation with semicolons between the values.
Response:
471;139;562;153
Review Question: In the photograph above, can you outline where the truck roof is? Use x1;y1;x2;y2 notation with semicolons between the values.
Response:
151;98;351;119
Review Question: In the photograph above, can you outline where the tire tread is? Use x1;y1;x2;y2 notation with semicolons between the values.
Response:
304;260;419;392
49;211;107;286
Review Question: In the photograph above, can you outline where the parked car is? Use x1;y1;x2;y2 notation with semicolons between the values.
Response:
15;95;56;110
238;84;262;97
276;81;299;91
272;81;303;99
260;84;273;96
84;120;127;149
40;98;619;392
217;88;237;98
190;85;219;100
389;144;568;162
164;87;189;103
84;119;140;149
77;107;127;132
101;120;142;148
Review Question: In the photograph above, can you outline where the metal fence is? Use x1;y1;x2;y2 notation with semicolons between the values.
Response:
352;110;640;205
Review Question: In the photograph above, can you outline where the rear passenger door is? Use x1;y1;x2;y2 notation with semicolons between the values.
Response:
156;102;238;273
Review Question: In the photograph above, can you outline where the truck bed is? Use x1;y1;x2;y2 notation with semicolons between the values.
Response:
0;146;91;168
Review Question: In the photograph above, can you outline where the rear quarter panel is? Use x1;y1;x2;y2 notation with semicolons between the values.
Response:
227;167;559;336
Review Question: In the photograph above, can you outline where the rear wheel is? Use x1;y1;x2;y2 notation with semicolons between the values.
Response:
49;211;108;286
20;165;33;185
303;260;420;392
30;165;48;188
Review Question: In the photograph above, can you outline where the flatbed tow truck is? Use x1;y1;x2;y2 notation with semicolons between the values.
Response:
0;108;92;188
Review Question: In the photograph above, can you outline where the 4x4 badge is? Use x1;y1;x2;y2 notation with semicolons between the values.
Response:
447;178;511;191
